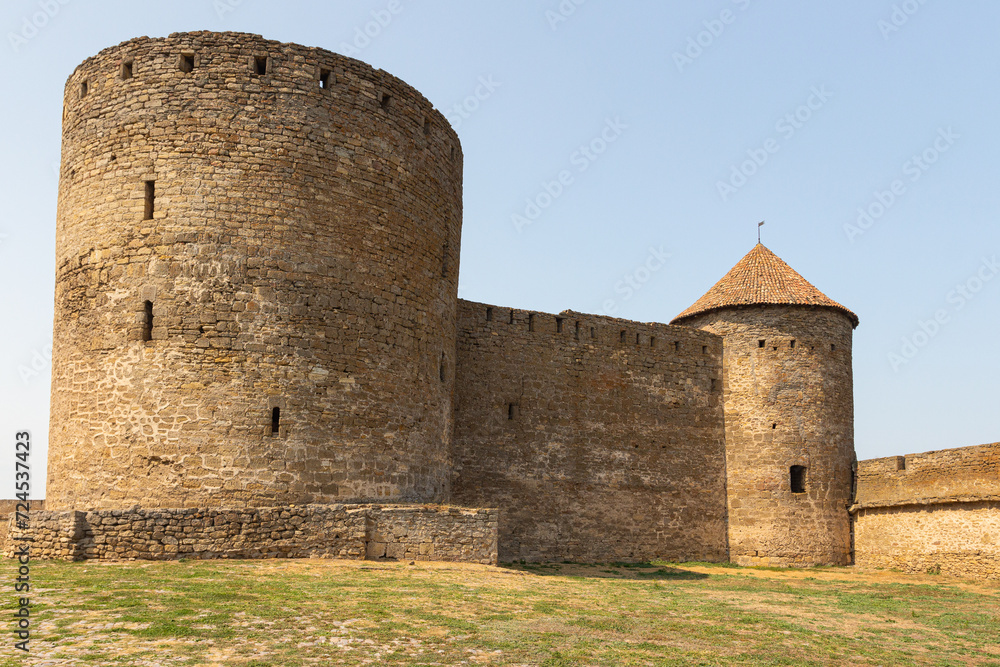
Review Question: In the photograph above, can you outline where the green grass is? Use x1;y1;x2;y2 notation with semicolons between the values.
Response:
2;559;998;666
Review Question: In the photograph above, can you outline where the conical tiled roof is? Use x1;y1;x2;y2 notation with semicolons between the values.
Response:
671;244;859;327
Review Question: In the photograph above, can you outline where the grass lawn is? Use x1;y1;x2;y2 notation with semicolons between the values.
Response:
3;558;999;666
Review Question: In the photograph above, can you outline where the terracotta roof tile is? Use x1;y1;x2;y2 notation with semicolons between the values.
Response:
671;244;859;327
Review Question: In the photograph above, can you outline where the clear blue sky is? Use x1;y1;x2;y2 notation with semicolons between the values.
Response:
2;0;998;497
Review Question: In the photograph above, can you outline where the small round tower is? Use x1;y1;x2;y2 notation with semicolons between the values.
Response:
47;32;463;510
672;244;858;566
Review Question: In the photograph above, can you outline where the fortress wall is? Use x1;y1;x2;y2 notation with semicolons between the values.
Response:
677;307;856;566
3;505;497;565
855;443;1000;508
853;443;1000;579
452;299;729;563
48;32;462;510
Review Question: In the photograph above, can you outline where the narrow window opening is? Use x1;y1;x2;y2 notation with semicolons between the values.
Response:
636;333;641;345
590;326;596;340
507;403;517;421
80;80;89;98
423;118;431;136
790;339;796;349
271;407;281;437
674;341;680;352
772;423;777;429
574;321;580;341
528;314;535;332
439;353;446;382
179;53;195;73
143;180;155;220
450;145;456;159
319;69;331;89
254;55;268;75
142;300;153;342
509;310;515;324
620;330;626;344
702;345;708;354
830;343;836;351
758;339;766;348
556;318;564;333
711;378;717;391
650;336;656;348
485;307;493;321
380;92;392;109
121;61;134;80
790;465;807;493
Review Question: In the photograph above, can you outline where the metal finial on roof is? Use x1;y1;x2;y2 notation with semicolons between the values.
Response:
758;220;765;244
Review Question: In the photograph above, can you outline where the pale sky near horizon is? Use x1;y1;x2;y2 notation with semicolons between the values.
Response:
1;0;998;498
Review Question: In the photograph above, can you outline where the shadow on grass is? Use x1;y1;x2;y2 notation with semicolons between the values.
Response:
501;561;711;581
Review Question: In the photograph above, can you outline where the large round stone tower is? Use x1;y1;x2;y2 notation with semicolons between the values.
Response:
47;32;463;510
672;244;858;566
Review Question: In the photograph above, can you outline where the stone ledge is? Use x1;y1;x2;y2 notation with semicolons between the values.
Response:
2;503;498;566
850;496;1000;513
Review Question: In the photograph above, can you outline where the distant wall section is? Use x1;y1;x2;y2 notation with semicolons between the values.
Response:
452;300;729;563
853;443;1000;579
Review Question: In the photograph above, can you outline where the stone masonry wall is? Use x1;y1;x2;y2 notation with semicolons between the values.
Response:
853;443;1000;579
3;504;497;566
48;33;463;510
676;306;856;566
452;299;729;563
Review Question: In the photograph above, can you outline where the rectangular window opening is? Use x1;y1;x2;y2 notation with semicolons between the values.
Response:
254;55;268;75
144;180;155;220
636;333;641;345
758;339;766;348
620;330;627;344
650;336;656;348
830;343;836;351
485;307;493;321
702;345;708;354
142;300;153;342
711;378;717;391
790;339;796;349
380;92;392;109
80;80;89;98
509;310;515;324
439;353;446;382
556;318;564;333
179;53;195;73
270;407;281;437
319;69;331;89
790;465;807;494
507;403;517;421
528;314;535;332
590;326;596;340
423;117;431;136
121;61;134;80
574;321;580;341
674;341;680;352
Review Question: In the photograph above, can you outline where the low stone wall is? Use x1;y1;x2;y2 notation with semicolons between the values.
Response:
0;499;44;547
853;443;1000;580
2;504;497;565
853;501;999;579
